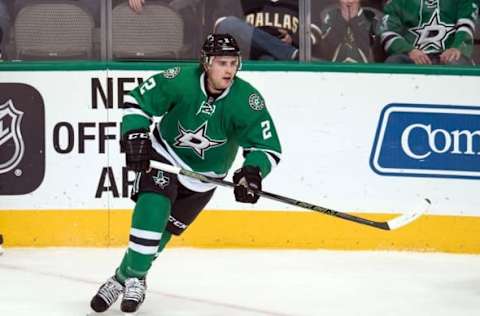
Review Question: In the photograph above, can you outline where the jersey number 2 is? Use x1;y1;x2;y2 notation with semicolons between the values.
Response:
261;120;272;140
140;78;156;95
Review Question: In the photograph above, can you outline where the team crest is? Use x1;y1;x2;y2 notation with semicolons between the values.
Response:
410;11;455;53
0;100;25;174
174;121;226;159
152;170;170;188
162;67;181;79
248;93;265;111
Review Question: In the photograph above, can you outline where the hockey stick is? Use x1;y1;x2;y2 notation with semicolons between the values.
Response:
150;161;430;231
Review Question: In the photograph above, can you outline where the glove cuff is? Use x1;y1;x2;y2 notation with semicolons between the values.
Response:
233;166;261;183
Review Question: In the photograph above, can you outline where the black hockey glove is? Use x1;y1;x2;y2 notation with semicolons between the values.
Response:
120;129;152;172
233;166;262;204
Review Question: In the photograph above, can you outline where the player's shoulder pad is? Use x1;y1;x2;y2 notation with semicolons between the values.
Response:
235;77;267;112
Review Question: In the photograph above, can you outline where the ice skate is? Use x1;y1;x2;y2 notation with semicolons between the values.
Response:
120;277;146;314
90;276;124;313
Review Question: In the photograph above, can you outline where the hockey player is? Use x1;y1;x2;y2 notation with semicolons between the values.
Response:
380;0;477;65
90;33;282;314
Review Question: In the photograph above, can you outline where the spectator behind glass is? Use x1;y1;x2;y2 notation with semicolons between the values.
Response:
0;0;9;59
317;0;383;63
380;0;477;65
213;0;322;60
128;0;145;12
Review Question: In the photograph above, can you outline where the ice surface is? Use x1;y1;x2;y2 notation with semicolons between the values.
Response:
0;248;479;316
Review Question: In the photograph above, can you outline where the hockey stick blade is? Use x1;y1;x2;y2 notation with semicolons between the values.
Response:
149;161;428;231
386;198;430;230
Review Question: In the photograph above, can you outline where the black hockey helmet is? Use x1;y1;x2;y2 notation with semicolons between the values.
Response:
200;33;242;69
201;33;240;57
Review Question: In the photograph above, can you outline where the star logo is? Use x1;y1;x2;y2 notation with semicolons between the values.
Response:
152;170;170;188
173;122;226;159
410;10;455;53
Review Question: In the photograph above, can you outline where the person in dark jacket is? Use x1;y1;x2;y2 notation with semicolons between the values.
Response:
213;0;321;60
316;0;383;63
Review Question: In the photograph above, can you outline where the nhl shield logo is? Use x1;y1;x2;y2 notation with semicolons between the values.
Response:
0;83;45;195
0;100;25;174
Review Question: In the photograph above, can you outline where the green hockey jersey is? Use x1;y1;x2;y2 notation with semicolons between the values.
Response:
122;66;282;191
380;0;477;57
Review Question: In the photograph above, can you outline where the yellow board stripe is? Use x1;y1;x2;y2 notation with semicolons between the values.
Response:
1;210;480;253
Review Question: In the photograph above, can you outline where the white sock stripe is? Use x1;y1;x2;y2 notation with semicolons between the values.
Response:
128;242;159;255
130;228;162;240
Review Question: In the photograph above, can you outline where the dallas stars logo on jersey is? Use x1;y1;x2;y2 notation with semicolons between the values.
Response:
410;10;455;53
248;93;265;111
381;0;475;57
152;170;170;188
173;121;226;159
162;67;181;79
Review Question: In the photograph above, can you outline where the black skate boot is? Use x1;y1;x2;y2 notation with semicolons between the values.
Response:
90;276;124;313
120;277;147;313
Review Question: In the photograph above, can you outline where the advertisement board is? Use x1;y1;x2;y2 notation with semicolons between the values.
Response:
1;67;479;250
